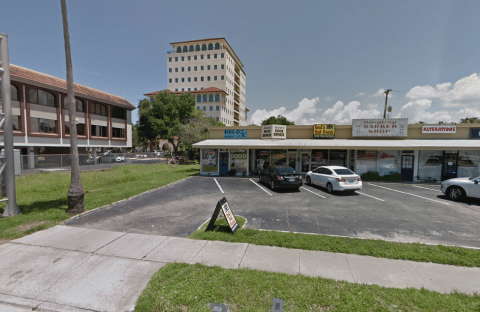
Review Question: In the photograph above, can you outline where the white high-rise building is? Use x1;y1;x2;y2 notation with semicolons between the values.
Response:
166;38;247;126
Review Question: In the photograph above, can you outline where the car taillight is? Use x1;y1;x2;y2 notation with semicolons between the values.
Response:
336;178;347;182
277;176;284;181
357;177;362;181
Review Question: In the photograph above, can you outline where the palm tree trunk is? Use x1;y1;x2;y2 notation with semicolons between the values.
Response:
61;0;85;214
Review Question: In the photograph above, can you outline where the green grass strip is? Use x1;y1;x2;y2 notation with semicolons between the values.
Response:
135;262;480;312
0;164;199;242
190;217;480;268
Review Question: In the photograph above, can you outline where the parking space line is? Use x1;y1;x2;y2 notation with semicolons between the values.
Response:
368;183;449;205
214;178;224;194
356;191;384;201
249;179;273;196
413;185;442;192
300;187;326;198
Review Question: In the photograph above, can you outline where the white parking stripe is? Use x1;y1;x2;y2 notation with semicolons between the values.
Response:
214;178;224;194
300;187;326;198
413;185;442;192
368;183;449;205
356;191;384;201
249;179;273;196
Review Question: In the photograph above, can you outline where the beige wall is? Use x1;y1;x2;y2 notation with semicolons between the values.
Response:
207;124;479;140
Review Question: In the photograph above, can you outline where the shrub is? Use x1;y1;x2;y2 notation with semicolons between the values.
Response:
387;173;402;182
361;171;379;181
228;169;237;176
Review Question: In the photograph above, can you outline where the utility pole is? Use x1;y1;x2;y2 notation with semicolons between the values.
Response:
0;33;20;216
383;89;392;119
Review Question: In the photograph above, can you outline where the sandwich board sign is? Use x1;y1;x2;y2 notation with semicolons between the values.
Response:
206;197;239;234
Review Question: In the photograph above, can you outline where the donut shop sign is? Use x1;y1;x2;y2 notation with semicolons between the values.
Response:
352;118;408;137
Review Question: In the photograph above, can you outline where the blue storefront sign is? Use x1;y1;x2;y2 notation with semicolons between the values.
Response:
224;129;247;139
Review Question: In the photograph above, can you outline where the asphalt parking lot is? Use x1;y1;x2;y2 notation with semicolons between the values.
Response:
66;176;480;248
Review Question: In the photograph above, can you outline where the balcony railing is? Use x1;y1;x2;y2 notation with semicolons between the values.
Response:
234;117;239;121
234;106;239;113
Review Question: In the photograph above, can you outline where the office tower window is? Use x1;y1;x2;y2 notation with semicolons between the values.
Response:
201;66;204;70
215;94;220;102
181;56;184;61
207;65;210;70
201;55;204;59
201;77;204;81
175;68;178;72
182;78;184;82
210;106;213;111
194;88;197;90
208;43;213;50
221;64;224;69
188;56;191;60
194;66;197;71
194;55;197;60
221;76;224;80
175;89;178;91
182;67;184;72
214;54;217;59
182;88;184;91
175;57;178;61
209;94;213;102
169;79;172;83
216;105;219;110
221;53;224;58
194;77;197;82
203;94;207;102
188;67;191;71
196;44;200;51
207;76;211;81
197;95;201;102
214;65;217;70
216;117;219;121
214;76;217;81
203;106;206;111
175;78;178;82
202;44;207;51
169;68;172;72
188;77;191;82
207;54;210;59
169;57;172;62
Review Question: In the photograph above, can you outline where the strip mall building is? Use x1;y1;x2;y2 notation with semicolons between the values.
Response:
193;118;480;182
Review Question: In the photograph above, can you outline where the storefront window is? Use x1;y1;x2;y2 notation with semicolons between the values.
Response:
377;150;400;176
301;152;310;172
356;150;377;176
230;149;247;176
418;151;442;181
202;149;218;173
458;151;480;178
311;150;328;171
255;150;270;172
271;149;287;166
330;150;347;167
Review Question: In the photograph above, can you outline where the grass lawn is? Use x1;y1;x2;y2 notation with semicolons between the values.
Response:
0;164;199;243
135;262;480;312
190;216;480;268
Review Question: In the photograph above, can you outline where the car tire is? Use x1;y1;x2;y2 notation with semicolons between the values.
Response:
306;177;311;186
447;186;464;201
326;183;334;194
270;180;276;190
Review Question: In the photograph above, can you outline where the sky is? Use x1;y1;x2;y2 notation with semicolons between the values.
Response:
1;0;480;125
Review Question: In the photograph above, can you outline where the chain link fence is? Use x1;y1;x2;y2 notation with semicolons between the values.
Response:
20;152;175;175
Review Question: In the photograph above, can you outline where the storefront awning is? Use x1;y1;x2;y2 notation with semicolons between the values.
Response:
193;139;480;150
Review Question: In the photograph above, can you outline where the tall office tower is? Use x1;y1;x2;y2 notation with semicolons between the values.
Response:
167;38;247;126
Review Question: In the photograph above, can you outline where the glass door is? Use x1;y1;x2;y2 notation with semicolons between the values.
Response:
442;151;458;181
287;152;297;171
301;153;310;173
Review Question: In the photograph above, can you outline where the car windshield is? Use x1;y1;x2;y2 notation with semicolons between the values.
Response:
276;167;296;175
333;168;355;175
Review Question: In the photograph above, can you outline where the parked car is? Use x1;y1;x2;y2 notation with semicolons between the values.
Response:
441;176;480;201
99;153;125;163
306;166;362;193
259;166;303;190
85;156;100;165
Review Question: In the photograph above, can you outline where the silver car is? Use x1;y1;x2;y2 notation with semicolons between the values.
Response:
441;177;480;201
305;166;362;193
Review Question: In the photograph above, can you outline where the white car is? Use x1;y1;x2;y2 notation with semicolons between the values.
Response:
441;177;480;201
305;166;362;193
100;154;125;163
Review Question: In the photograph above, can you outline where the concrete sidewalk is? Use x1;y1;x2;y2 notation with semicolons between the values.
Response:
1;226;479;312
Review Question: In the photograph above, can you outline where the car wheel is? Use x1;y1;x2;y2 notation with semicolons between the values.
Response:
447;186;464;201
270;180;276;190
326;183;334;194
306;176;311;186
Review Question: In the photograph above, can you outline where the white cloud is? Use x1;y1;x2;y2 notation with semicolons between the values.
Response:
324;96;333;101
395;73;480;123
248;98;380;125
248;98;318;125
318;101;381;124
405;73;480;107
355;92;365;97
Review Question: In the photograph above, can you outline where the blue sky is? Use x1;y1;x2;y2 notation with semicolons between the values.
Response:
2;0;480;125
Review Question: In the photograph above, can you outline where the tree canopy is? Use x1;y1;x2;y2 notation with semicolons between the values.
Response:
138;91;196;155
261;115;295;126
178;109;225;156
460;117;480;123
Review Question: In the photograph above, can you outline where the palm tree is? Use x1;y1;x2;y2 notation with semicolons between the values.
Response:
61;0;85;213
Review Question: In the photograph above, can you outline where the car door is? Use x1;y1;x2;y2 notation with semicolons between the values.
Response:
469;178;480;198
314;168;324;186
321;168;333;187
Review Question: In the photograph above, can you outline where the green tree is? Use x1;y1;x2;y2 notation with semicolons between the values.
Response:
178;109;224;159
138;91;196;156
460;117;480;123
261;115;295;126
